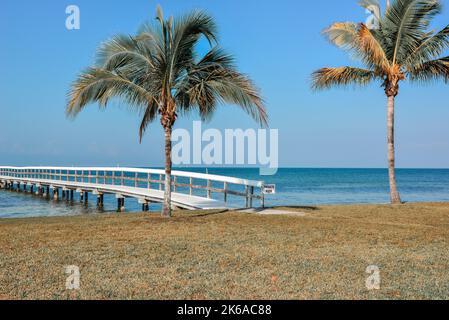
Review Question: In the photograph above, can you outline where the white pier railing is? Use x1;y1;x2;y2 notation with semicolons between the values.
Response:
0;166;265;211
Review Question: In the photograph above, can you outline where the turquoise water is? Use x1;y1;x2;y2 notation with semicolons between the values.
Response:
1;168;449;218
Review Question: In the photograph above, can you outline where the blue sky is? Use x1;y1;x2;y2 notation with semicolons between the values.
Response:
0;0;448;168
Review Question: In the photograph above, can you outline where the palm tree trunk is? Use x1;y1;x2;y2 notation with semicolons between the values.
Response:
387;95;401;204
161;125;172;217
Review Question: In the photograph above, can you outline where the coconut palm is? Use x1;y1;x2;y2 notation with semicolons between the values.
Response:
312;0;449;204
66;6;267;217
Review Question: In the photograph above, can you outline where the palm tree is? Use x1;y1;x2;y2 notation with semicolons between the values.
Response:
66;6;267;217
312;0;449;204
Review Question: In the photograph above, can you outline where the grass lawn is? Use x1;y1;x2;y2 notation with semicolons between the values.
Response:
0;203;448;300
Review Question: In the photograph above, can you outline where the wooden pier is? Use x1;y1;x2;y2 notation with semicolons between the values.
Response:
0;166;265;211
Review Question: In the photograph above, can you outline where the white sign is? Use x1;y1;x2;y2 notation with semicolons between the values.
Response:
263;184;276;195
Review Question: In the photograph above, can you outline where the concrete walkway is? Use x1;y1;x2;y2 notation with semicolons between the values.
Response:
240;208;308;216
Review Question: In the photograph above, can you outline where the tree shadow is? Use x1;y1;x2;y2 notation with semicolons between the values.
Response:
174;209;230;218
279;205;320;211
235;205;320;213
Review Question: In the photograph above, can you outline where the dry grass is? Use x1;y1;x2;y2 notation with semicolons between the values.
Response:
0;203;448;300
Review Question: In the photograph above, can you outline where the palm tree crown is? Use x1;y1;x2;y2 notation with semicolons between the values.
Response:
67;6;267;133
67;6;267;216
312;0;449;91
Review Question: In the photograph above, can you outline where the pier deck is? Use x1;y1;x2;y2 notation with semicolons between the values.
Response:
0;166;265;211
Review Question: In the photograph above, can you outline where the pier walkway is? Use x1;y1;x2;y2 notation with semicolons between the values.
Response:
0;166;265;211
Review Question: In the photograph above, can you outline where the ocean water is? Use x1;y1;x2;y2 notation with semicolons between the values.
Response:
1;168;448;218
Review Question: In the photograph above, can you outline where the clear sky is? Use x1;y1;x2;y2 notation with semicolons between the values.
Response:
1;0;448;168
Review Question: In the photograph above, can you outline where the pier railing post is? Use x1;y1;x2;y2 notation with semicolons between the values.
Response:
224;182;228;203
261;187;265;208
207;180;211;199
249;186;254;208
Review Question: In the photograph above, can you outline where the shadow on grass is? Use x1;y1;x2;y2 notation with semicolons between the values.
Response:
174;209;230;218
273;205;320;211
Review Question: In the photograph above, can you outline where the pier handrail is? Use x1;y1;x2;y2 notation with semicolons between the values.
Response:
0;166;265;208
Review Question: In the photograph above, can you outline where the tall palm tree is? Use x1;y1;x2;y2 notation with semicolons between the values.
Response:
66;6;267;217
312;0;449;204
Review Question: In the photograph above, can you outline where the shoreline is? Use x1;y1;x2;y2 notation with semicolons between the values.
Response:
1;201;449;221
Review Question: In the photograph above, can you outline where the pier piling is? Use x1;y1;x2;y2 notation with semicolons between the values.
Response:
53;188;59;200
96;194;104;207
117;197;125;212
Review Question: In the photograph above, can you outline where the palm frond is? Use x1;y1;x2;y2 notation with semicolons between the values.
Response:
66;68;154;117
357;24;390;70
96;36;162;89
324;22;358;50
139;100;159;142
170;10;218;84
97;35;153;68
173;10;217;46
176;47;267;126
408;56;449;82
311;67;376;90
359;0;381;21
137;21;167;71
406;24;449;66
382;0;442;64
324;22;389;71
